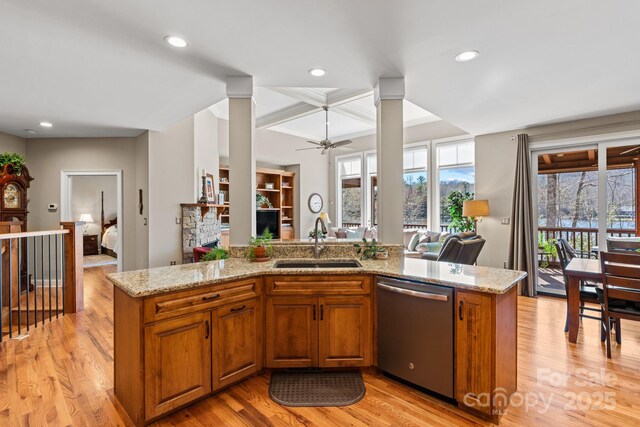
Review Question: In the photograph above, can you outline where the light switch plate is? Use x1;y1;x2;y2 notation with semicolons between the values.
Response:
500;217;510;225
175;217;181;224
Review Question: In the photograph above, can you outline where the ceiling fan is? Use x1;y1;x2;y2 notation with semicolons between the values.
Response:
296;106;354;155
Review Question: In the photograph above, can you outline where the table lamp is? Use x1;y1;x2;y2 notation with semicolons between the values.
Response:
319;212;331;225
79;213;94;235
462;200;489;232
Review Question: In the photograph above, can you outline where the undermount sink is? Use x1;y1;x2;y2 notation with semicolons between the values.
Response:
273;259;363;269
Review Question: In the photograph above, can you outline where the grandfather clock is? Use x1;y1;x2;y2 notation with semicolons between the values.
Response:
0;164;32;225
0;163;33;287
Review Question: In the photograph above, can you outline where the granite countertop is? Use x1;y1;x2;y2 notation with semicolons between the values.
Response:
108;256;527;298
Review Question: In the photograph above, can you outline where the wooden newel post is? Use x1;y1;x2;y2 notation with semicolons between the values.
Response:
61;222;84;313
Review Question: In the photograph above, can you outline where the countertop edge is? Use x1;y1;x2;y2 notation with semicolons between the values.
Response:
107;264;527;298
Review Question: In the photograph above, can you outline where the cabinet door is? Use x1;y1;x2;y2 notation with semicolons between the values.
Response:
145;311;212;420
318;296;371;367
212;299;262;390
455;291;493;415
266;297;318;368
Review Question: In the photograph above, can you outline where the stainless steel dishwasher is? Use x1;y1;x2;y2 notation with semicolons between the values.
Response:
376;276;454;398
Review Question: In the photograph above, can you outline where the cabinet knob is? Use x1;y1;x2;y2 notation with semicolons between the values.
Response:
408;362;414;370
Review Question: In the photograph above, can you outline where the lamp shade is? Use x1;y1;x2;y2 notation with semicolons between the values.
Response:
79;213;94;223
319;212;332;224
463;200;489;218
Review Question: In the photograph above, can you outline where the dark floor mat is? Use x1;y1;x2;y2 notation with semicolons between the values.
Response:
269;371;366;407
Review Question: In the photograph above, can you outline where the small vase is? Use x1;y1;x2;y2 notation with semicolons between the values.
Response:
375;251;389;260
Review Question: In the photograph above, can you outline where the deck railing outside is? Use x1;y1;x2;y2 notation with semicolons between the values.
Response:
0;222;84;342
538;226;637;261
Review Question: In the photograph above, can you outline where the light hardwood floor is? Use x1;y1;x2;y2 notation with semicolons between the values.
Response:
0;265;638;426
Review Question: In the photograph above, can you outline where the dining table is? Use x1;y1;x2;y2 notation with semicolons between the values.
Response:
564;257;602;343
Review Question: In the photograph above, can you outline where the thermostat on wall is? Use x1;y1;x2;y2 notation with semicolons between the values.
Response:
48;203;58;211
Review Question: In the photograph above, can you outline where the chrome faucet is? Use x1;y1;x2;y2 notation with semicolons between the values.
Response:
313;216;328;258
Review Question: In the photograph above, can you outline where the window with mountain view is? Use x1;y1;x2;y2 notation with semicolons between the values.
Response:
438;142;475;226
403;146;429;226
337;156;362;226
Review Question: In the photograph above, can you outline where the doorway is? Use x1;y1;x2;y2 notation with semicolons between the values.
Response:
531;138;639;296
60;170;124;272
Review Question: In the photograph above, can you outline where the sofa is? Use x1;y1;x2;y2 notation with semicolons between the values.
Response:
403;229;450;258
422;231;485;264
327;226;376;240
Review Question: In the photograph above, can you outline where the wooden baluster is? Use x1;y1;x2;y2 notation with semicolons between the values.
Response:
61;222;84;314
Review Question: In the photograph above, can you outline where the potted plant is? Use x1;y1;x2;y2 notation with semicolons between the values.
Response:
0;152;25;174
353;238;387;260
199;247;230;262
246;228;273;262
446;190;475;232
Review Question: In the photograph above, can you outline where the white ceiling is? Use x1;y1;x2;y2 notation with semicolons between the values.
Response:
208;87;438;140
1;1;640;138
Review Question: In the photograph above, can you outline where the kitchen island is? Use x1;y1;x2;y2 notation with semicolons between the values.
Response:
109;245;525;426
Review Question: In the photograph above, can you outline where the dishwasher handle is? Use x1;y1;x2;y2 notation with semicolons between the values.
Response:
377;282;449;302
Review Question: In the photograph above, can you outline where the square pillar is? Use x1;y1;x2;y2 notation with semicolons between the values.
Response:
227;76;256;245
375;78;405;244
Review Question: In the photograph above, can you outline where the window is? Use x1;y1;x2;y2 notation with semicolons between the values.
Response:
337;156;362;226
438;141;475;227
334;139;475;230
403;146;429;226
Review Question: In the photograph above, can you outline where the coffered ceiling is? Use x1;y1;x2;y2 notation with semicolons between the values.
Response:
208;87;438;141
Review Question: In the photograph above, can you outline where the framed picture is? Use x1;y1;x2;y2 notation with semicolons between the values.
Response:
205;173;215;202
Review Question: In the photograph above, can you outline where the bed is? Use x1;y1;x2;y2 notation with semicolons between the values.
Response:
100;191;118;258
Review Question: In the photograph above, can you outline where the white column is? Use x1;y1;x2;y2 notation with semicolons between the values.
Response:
375;78;404;244
227;76;256;244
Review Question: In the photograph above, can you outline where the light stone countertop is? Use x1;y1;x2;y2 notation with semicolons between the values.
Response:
107;256;527;298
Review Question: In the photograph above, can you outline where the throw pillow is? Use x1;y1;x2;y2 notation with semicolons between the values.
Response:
415;242;431;253
403;230;418;249
425;230;441;242
408;233;421;252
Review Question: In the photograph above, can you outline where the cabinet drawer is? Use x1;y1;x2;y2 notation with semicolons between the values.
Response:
144;278;260;323
265;275;371;296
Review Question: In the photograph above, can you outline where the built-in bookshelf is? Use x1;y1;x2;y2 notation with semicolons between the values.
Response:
219;165;295;246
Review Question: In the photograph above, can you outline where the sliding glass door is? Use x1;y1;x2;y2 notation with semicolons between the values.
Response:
532;138;640;296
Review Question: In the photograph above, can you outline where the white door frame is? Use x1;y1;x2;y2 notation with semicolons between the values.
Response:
60;170;124;272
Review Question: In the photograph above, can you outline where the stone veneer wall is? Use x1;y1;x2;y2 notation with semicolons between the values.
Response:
182;207;222;263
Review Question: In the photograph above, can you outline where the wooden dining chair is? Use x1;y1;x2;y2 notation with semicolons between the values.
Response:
555;239;604;336
599;251;640;358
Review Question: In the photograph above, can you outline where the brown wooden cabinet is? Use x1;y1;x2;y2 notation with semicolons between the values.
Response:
83;234;99;255
144;311;212;420
266;296;318;368
318;296;371;367
455;287;517;422
265;291;372;368
212;299;263;390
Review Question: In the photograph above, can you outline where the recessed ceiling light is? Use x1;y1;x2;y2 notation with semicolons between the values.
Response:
39;121;53;128
165;35;188;48
24;129;37;134
455;50;479;62
308;68;326;77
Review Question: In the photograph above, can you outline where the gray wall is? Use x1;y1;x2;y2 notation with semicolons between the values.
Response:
0;131;26;156
25;137;141;271
475;110;640;269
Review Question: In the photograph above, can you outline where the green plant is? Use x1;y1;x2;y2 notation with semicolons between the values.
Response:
308;229;327;240
446;190;475;232
200;247;229;262
256;193;273;208
353;238;385;260
0;152;25;173
538;234;557;268
246;228;274;259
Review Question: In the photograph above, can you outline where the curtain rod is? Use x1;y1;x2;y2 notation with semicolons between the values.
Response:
510;118;640;141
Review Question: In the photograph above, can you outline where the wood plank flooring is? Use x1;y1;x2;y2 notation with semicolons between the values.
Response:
0;265;639;426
